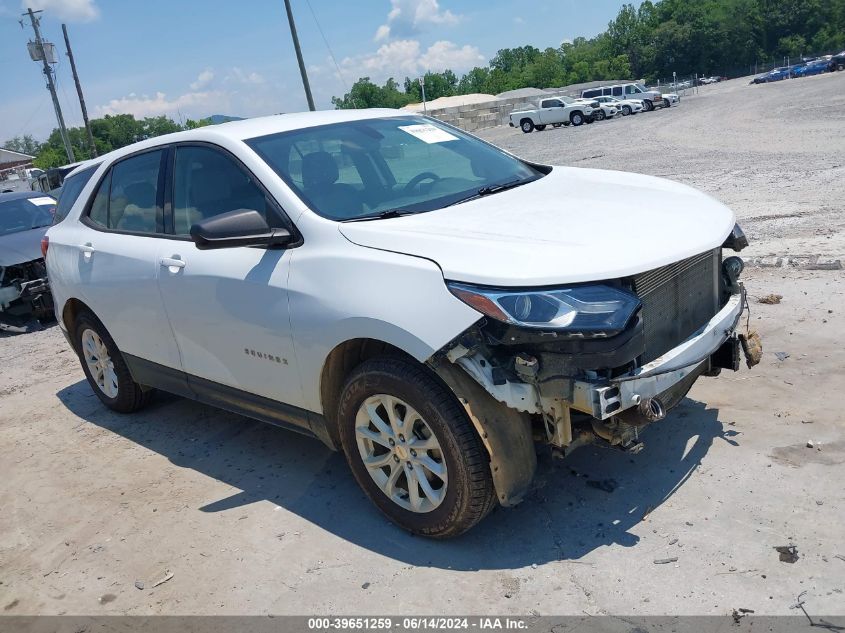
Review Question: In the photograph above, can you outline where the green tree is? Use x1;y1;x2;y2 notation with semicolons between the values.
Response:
3;134;42;156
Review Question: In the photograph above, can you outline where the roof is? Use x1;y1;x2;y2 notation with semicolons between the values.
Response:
0;148;35;163
69;109;410;179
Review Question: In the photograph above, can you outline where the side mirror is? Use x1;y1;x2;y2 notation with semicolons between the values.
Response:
190;208;293;250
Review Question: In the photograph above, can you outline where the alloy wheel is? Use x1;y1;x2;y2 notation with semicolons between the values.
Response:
81;328;119;398
355;394;448;513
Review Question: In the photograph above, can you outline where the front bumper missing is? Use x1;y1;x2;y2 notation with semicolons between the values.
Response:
0;276;54;329
572;290;746;420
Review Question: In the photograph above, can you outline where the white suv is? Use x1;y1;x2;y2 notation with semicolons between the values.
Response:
46;110;758;537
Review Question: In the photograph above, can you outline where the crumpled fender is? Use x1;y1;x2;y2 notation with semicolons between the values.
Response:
433;361;537;507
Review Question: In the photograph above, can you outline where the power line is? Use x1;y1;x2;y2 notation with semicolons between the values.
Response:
303;0;348;94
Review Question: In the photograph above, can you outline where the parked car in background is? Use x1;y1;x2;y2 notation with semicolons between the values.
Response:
509;97;595;132
593;95;643;116
45;110;759;537
581;83;663;111
0;191;57;330
832;51;845;71
574;97;618;120
793;59;832;77
31;161;87;198
661;93;681;107
766;67;792;81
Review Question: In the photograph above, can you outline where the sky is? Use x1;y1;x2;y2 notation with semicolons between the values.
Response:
0;0;639;142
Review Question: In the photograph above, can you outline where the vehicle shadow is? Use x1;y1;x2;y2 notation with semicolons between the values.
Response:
56;380;737;571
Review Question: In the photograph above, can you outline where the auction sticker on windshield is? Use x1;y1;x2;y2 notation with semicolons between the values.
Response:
399;124;458;144
28;197;56;206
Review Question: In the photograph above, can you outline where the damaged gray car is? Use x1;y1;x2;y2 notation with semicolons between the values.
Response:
0;191;57;331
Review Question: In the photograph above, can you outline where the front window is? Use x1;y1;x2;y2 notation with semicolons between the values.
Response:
247;116;543;221
0;196;56;236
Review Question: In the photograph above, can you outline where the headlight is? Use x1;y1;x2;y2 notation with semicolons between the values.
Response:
722;223;748;251
447;282;641;336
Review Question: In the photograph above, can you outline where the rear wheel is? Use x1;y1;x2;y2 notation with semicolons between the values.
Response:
643;99;654;112
338;357;496;538
74;311;152;413
663;98;671;108
534;124;546;131
520;119;534;133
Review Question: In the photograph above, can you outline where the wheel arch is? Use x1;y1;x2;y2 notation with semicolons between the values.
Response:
61;297;97;353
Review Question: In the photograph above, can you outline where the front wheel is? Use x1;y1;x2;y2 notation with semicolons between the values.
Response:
520;119;534;133
643;99;654;112
594;110;606;121
534;124;547;131
663;98;671;108
570;112;584;126
622;105;632;116
74;311;153;413
337;357;496;538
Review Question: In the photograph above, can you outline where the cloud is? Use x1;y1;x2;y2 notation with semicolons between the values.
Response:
375;0;459;41
95;91;220;119
228;67;265;85
190;69;214;91
340;39;483;81
21;0;99;22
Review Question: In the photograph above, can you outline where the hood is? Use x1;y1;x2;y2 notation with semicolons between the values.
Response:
339;167;735;287
0;227;47;268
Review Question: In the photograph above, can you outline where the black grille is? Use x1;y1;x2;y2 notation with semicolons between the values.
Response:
633;250;720;363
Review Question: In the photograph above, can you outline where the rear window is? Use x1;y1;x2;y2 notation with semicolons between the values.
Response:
53;164;99;224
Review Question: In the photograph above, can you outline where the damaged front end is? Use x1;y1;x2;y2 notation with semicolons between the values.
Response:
431;238;761;505
0;258;54;331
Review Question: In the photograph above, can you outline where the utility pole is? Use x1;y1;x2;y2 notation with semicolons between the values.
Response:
283;0;315;111
23;8;74;163
62;24;96;157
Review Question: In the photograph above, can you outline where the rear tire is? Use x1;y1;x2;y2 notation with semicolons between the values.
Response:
663;98;671;108
74;311;153;413
337;357;496;538
520;119;534;133
643;99;654;112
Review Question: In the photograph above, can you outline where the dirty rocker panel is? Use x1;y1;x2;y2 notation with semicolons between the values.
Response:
123;354;334;448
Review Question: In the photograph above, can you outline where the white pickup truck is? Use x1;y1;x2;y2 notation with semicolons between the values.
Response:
509;97;596;133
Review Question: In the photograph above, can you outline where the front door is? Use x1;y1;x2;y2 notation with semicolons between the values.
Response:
155;144;304;408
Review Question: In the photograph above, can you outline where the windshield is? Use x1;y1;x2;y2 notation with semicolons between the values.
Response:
247;116;543;220
0;196;56;236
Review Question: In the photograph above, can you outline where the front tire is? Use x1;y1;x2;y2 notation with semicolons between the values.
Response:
520;119;534;133
337;357;496;538
594;110;606;121
622;105;632;116
643;99;654;112
74;311;153;413
663;98;671;108
570;112;584;126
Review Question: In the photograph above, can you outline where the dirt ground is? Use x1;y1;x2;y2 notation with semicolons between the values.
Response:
1;74;844;617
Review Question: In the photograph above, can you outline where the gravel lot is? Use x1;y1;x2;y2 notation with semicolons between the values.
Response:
2;74;844;617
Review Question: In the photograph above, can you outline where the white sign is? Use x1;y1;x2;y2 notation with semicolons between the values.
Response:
28;196;56;206
398;124;458;144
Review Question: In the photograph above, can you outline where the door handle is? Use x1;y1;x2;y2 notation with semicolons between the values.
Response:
79;243;95;254
160;257;186;270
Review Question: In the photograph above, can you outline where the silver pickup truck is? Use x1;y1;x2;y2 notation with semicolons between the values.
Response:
509;97;597;133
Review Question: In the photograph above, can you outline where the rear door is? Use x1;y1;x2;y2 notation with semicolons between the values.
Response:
75;148;182;371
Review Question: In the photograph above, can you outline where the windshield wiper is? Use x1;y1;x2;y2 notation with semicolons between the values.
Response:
446;178;534;207
343;209;418;222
